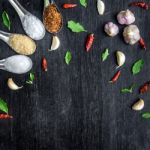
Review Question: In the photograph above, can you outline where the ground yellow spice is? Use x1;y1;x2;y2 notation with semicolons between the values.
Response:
9;34;36;55
43;4;62;33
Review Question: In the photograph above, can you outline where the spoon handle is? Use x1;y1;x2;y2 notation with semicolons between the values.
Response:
0;30;10;43
8;0;27;18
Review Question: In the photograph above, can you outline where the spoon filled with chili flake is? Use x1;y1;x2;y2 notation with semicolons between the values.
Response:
43;0;63;51
43;0;63;33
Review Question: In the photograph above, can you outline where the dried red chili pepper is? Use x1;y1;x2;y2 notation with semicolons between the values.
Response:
85;33;94;52
42;57;48;72
0;114;13;119
139;37;146;50
62;4;77;9
109;70;121;83
140;82;150;94
129;2;149;10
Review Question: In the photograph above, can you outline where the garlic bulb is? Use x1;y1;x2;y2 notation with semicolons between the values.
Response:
132;99;144;111
104;22;119;37
123;25;141;45
117;9;135;25
50;35;60;51
116;51;125;68
97;0;105;15
7;78;23;90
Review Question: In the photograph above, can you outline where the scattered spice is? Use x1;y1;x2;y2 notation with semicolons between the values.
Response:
65;51;72;65
109;70;121;83
102;48;109;62
121;84;135;93
2;11;11;30
43;4;63;33
85;33;94;52
67;20;87;33
0;98;8;114
80;0;87;7
142;113;150;119
62;4;77;9
42;57;48;72
50;35;60;51
139;37;146;50
0;114;13;119
129;2;149;10
7;78;23;90
9;34;36;55
26;72;35;85
116;51;126;68
97;0;105;15
132;99;144;111
139;82;150;94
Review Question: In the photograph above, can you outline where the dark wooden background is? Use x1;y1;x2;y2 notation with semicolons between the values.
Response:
0;0;150;150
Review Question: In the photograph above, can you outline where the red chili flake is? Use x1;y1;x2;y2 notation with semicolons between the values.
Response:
129;2;149;10
42;57;48;72
62;4;77;9
139;37;146;50
85;33;94;52
140;82;150;94
0;114;13;119
109;70;121;83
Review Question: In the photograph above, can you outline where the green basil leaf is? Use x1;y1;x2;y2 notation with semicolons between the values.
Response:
65;51;72;65
30;73;35;81
132;59;144;75
80;0;87;7
142;113;150;119
67;20;87;33
2;11;11;30
121;84;135;93
0;98;8;113
102;48;109;62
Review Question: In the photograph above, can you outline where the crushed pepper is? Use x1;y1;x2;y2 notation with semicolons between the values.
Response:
43;4;62;33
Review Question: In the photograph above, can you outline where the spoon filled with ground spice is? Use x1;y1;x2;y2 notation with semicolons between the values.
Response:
0;30;36;55
43;0;63;33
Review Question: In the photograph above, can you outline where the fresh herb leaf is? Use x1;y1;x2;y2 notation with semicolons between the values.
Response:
80;0;87;7
0;98;8;113
102;48;109;62
26;73;35;84
65;51;72;65
142;113;150;119
132;59;144;75
2;11;11;30
121;84;135;93
67;20;87;33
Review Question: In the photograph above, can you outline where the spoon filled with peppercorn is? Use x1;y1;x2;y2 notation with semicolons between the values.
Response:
43;0;63;51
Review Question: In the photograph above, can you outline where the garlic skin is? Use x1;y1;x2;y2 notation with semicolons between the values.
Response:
97;0;105;15
117;9;135;25
7;78;23;90
132;99;144;111
123;25;141;45
50;35;60;51
116;51;125;68
104;22;119;37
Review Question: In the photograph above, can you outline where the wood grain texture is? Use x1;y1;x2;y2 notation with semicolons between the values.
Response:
0;0;150;150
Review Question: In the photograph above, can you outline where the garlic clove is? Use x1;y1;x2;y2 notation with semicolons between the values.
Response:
116;51;126;68
132;99;144;111
50;35;60;51
7;78;23;90
97;0;105;15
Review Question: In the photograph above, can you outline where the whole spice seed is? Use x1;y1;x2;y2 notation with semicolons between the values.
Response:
109;70;121;83
85;33;94;52
0;114;13;119
62;4;77;9
129;2;149;10
139;37;146;50
140;82;150;94
42;57;48;72
43;4;63;33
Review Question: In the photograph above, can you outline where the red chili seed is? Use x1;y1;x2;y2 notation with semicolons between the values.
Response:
85;33;94;52
109;70;121;83
62;4;77;9
140;82;150;94
139;37;146;50
42;57;48;72
0;114;13;119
